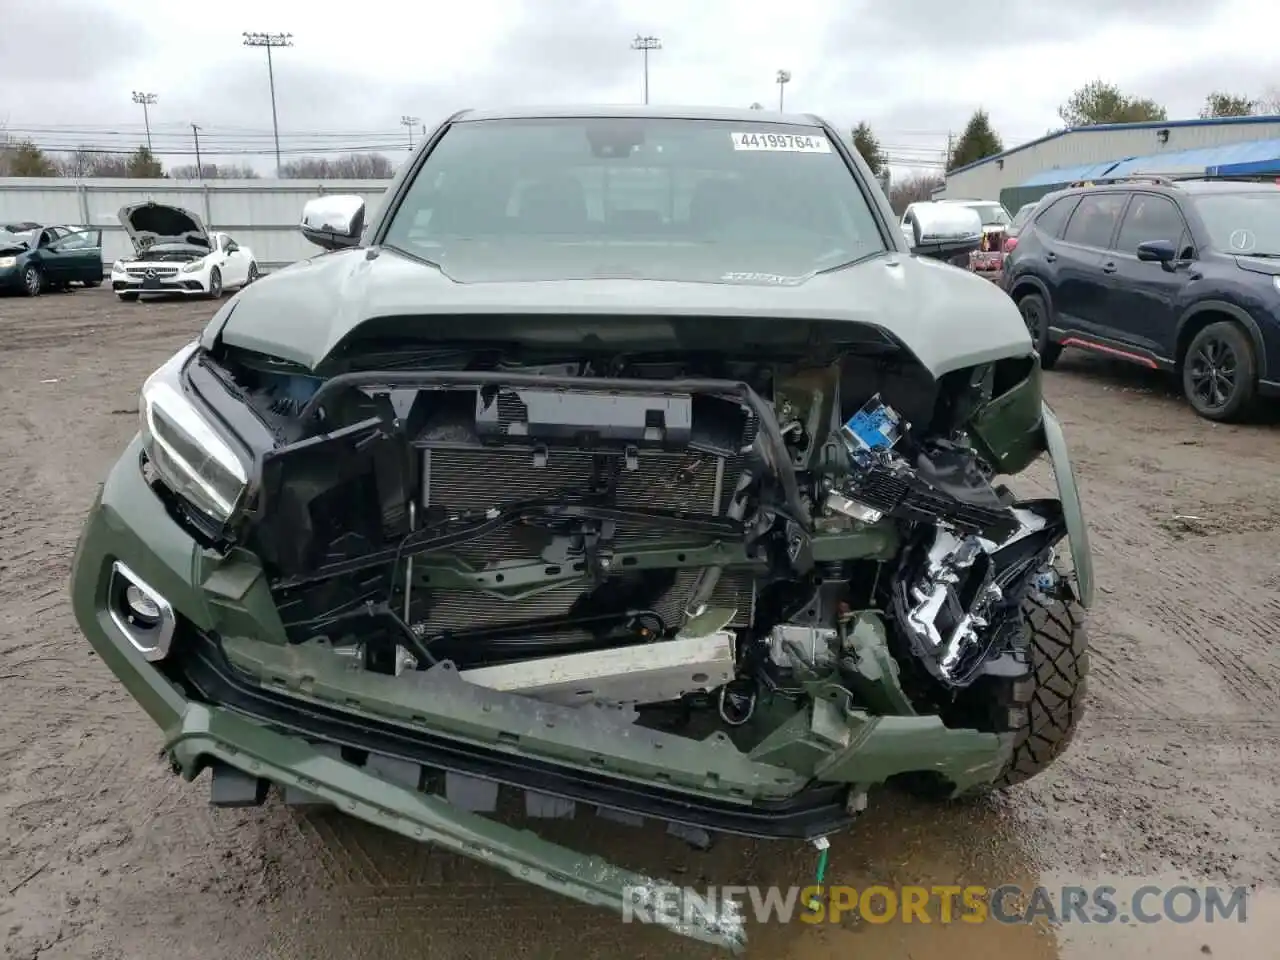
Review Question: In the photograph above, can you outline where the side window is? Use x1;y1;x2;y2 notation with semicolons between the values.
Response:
1114;194;1185;253
1062;194;1124;248
1031;197;1078;239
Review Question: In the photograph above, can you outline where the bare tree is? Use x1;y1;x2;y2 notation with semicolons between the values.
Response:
279;153;396;179
888;172;944;215
49;150;137;177
1258;85;1280;114
169;162;261;179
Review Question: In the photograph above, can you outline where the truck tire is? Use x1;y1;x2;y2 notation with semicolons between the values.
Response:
992;588;1089;787
910;581;1089;799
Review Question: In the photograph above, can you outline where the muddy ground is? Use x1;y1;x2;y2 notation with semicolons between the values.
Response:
0;288;1276;960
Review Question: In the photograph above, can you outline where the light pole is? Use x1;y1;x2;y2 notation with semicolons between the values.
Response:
242;31;293;176
401;115;421;151
131;92;157;151
630;34;662;105
776;70;791;112
191;123;203;178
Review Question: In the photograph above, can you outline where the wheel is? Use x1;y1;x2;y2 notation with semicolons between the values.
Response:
1182;321;1257;422
206;267;223;299
84;278;102;288
1016;292;1061;370
245;262;260;285
920;579;1088;797
21;264;42;297
990;588;1089;787
117;292;139;302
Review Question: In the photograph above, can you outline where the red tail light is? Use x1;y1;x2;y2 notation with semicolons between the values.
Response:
1002;236;1018;254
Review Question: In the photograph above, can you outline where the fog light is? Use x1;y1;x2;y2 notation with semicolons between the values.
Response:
124;584;161;624
108;561;176;661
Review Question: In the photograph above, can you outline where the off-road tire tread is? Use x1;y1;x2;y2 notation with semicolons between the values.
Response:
996;590;1089;787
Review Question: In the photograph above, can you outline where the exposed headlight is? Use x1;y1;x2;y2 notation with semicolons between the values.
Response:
139;343;248;523
111;260;126;273
0;256;16;268
180;258;207;274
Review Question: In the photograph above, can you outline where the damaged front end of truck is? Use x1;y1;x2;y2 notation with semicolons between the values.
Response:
71;305;1090;952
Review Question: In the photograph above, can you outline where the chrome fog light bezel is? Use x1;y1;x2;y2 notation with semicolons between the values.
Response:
108;560;176;661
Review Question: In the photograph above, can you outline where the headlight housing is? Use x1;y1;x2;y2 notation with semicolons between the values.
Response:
0;256;17;268
111;260;126;273
140;343;249;523
1273;276;1280;295
180;257;207;274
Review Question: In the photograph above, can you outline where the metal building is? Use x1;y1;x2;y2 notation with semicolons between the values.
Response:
938;114;1280;204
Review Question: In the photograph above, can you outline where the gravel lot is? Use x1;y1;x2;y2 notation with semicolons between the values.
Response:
1;287;1277;960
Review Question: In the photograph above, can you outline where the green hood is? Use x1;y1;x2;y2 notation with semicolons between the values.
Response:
204;245;1034;377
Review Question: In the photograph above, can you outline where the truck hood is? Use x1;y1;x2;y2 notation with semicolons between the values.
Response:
119;201;211;256
206;245;1034;378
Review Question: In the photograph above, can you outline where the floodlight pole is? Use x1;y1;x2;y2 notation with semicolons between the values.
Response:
131;92;157;151
631;35;662;104
243;31;293;176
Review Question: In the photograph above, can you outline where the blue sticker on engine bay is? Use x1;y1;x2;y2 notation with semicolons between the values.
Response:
841;395;903;451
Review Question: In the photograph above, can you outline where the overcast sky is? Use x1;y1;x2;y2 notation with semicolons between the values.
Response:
3;0;1278;175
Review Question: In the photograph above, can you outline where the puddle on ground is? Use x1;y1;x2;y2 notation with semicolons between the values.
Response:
757;869;1278;959
246;792;1275;960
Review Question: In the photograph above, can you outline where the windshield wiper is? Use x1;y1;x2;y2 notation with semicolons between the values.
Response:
381;242;445;271
812;249;886;277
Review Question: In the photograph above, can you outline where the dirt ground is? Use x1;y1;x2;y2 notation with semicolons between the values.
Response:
1;287;1276;960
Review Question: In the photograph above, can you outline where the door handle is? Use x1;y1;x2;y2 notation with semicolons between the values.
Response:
1045;252;1057;262
1101;261;1117;274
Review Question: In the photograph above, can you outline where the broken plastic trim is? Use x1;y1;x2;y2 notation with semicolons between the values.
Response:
295;369;812;528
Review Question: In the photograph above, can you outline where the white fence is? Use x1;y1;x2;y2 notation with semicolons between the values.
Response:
0;178;392;270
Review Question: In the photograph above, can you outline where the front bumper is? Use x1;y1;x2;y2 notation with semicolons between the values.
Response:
112;276;207;294
70;406;1093;952
0;266;24;290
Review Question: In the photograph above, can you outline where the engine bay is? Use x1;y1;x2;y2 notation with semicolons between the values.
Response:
187;329;1063;748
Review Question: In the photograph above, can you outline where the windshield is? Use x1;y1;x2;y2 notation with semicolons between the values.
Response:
1010;203;1037;230
963;203;1011;226
0;229;35;247
1192;191;1280;256
381;117;886;283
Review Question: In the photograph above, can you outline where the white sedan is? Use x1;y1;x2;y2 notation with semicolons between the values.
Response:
111;201;259;300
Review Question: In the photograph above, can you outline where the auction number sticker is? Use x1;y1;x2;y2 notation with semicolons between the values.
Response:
731;131;831;153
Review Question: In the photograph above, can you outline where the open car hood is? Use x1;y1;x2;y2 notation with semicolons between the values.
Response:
118;201;210;255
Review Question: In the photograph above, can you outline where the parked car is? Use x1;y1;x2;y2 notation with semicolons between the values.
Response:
1001;201;1041;256
70;105;1091;953
1003;175;1280;421
110;202;259;300
0;224;103;296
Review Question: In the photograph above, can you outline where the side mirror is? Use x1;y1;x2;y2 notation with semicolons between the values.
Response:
1136;239;1178;271
906;204;984;262
300;195;366;251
